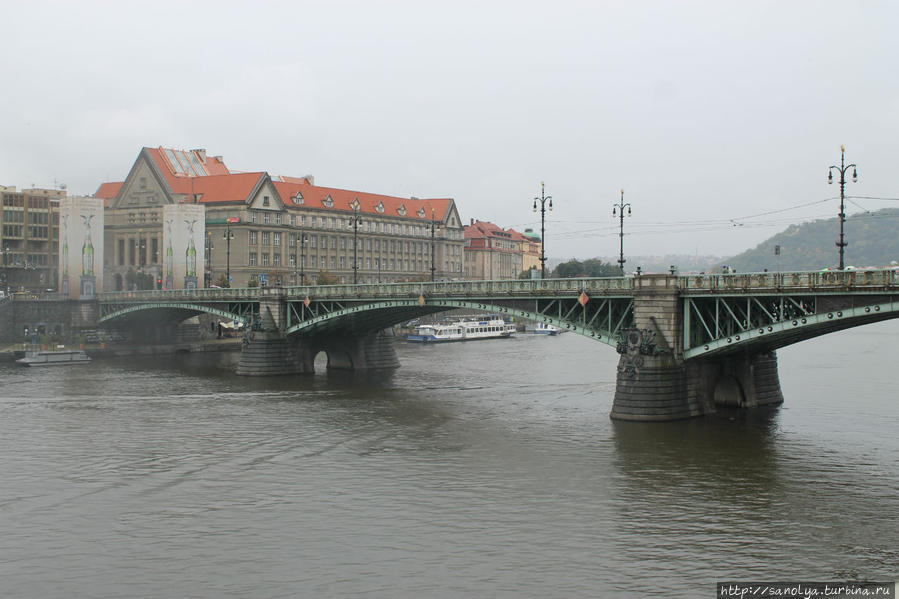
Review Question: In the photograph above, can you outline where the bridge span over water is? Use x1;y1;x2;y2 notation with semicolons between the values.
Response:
96;269;899;421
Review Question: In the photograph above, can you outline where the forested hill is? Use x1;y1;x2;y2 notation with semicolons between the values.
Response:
720;208;899;272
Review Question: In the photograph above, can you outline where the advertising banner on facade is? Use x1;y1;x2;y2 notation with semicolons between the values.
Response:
162;204;205;290
58;197;104;300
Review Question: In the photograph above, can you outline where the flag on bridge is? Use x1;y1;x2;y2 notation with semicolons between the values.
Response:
578;291;589;306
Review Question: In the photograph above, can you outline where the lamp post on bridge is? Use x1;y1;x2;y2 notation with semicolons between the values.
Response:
429;209;441;282
827;145;858;271
612;189;631;275
298;232;307;285
533;181;552;279
223;218;236;287
348;201;362;285
204;232;213;287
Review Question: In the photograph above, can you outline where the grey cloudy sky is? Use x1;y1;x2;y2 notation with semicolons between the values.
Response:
2;0;897;261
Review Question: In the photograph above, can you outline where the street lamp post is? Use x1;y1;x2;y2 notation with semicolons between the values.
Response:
348;203;362;284
827;144;858;271
429;209;441;282
298;232;307;285
532;181;553;279
205;232;213;287
223;219;235;287
612;189;631;275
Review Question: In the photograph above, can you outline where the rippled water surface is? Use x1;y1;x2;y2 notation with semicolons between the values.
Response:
1;322;897;598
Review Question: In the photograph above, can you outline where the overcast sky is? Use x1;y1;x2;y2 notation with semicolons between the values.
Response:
2;0;897;261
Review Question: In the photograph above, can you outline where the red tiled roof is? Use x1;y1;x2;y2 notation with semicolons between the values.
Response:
95;181;122;199
186;172;266;204
273;181;452;220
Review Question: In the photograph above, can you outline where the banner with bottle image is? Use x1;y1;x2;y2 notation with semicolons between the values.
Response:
162;204;206;290
58;197;104;300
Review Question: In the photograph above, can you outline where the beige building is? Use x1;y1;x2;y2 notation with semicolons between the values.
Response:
463;219;534;280
1;185;63;292
95;147;465;289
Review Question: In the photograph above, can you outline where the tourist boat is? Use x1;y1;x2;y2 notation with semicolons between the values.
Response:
407;317;516;343
16;348;92;366
525;322;562;335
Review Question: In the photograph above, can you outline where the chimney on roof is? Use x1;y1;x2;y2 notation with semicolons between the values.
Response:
304;175;314;185
192;148;207;163
470;218;474;225
213;156;223;163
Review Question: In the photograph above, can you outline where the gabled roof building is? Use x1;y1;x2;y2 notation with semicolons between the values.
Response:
96;147;465;289
463;219;535;280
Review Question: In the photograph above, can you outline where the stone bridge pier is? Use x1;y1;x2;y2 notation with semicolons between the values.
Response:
235;293;399;376
610;275;784;421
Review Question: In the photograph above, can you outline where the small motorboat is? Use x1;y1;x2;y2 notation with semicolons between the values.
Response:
16;348;92;366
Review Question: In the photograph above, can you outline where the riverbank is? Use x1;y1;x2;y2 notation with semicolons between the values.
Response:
0;338;242;362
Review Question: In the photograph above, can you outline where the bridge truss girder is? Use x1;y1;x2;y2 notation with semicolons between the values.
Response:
99;301;258;325
285;295;634;348
684;293;899;358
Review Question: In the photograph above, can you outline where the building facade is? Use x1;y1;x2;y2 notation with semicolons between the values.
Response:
1;185;63;293
95;147;466;290
463;219;530;280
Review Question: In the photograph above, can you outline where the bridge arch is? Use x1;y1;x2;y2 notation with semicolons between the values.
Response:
284;298;629;350
684;299;899;359
99;302;250;326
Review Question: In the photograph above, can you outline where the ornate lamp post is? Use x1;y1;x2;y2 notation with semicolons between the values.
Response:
532;181;553;279
612;189;631;275
429;209;441;282
204;232;214;287
223;218;235;287
298;232;307;285
348;202;362;284
827;145;858;270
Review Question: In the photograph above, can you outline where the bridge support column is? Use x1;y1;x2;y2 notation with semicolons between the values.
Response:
236;330;305;376
688;351;784;409
308;330;400;371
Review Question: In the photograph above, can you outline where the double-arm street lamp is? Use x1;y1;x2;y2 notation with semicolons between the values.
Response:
348;202;362;284
429;209;441;282
612;189;631;275
204;232;213;287
533;181;552;279
296;232;307;285
223;217;236;287
827;145;859;271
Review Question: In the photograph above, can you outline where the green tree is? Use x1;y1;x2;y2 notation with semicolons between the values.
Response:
316;270;338;285
247;275;259;288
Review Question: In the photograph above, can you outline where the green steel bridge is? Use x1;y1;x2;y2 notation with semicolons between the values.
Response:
97;269;899;359
93;269;899;421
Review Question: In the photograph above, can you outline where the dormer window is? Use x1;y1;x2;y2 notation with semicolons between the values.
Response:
350;197;361;211
375;200;385;213
417;207;426;218
322;194;333;208
263;195;270;207
293;191;304;205
397;204;406;216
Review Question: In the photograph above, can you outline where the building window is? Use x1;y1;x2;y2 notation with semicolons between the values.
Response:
249;253;257;266
273;253;281;267
319;216;325;228
262;231;270;245
289;233;296;245
262;253;269;267
263;212;270;224
275;213;282;225
118;239;125;265
299;215;306;226
320;256;326;269
310;236;316;249
330;256;336;269
289;215;295;226
263;195;270;207
339;257;346;268
273;232;281;246
249;231;257;245
251;211;258;223
289;254;296;267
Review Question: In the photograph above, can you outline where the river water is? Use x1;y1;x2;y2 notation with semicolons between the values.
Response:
1;322;897;598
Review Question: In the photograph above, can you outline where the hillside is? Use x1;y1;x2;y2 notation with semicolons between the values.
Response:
720;208;899;272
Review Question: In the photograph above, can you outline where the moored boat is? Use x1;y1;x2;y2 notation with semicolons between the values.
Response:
525;322;562;335
407;317;516;343
16;348;92;366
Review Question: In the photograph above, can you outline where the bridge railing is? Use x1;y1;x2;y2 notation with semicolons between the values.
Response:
677;268;899;292
98;276;636;302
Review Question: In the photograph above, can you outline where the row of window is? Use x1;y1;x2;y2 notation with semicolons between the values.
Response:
247;230;443;255
247;253;445;273
249;210;456;238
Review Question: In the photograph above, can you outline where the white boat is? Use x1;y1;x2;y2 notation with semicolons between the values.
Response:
16;348;92;366
407;317;516;343
525;322;562;335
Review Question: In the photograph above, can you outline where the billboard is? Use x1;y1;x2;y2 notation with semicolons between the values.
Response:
59;197;104;300
162;204;206;290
